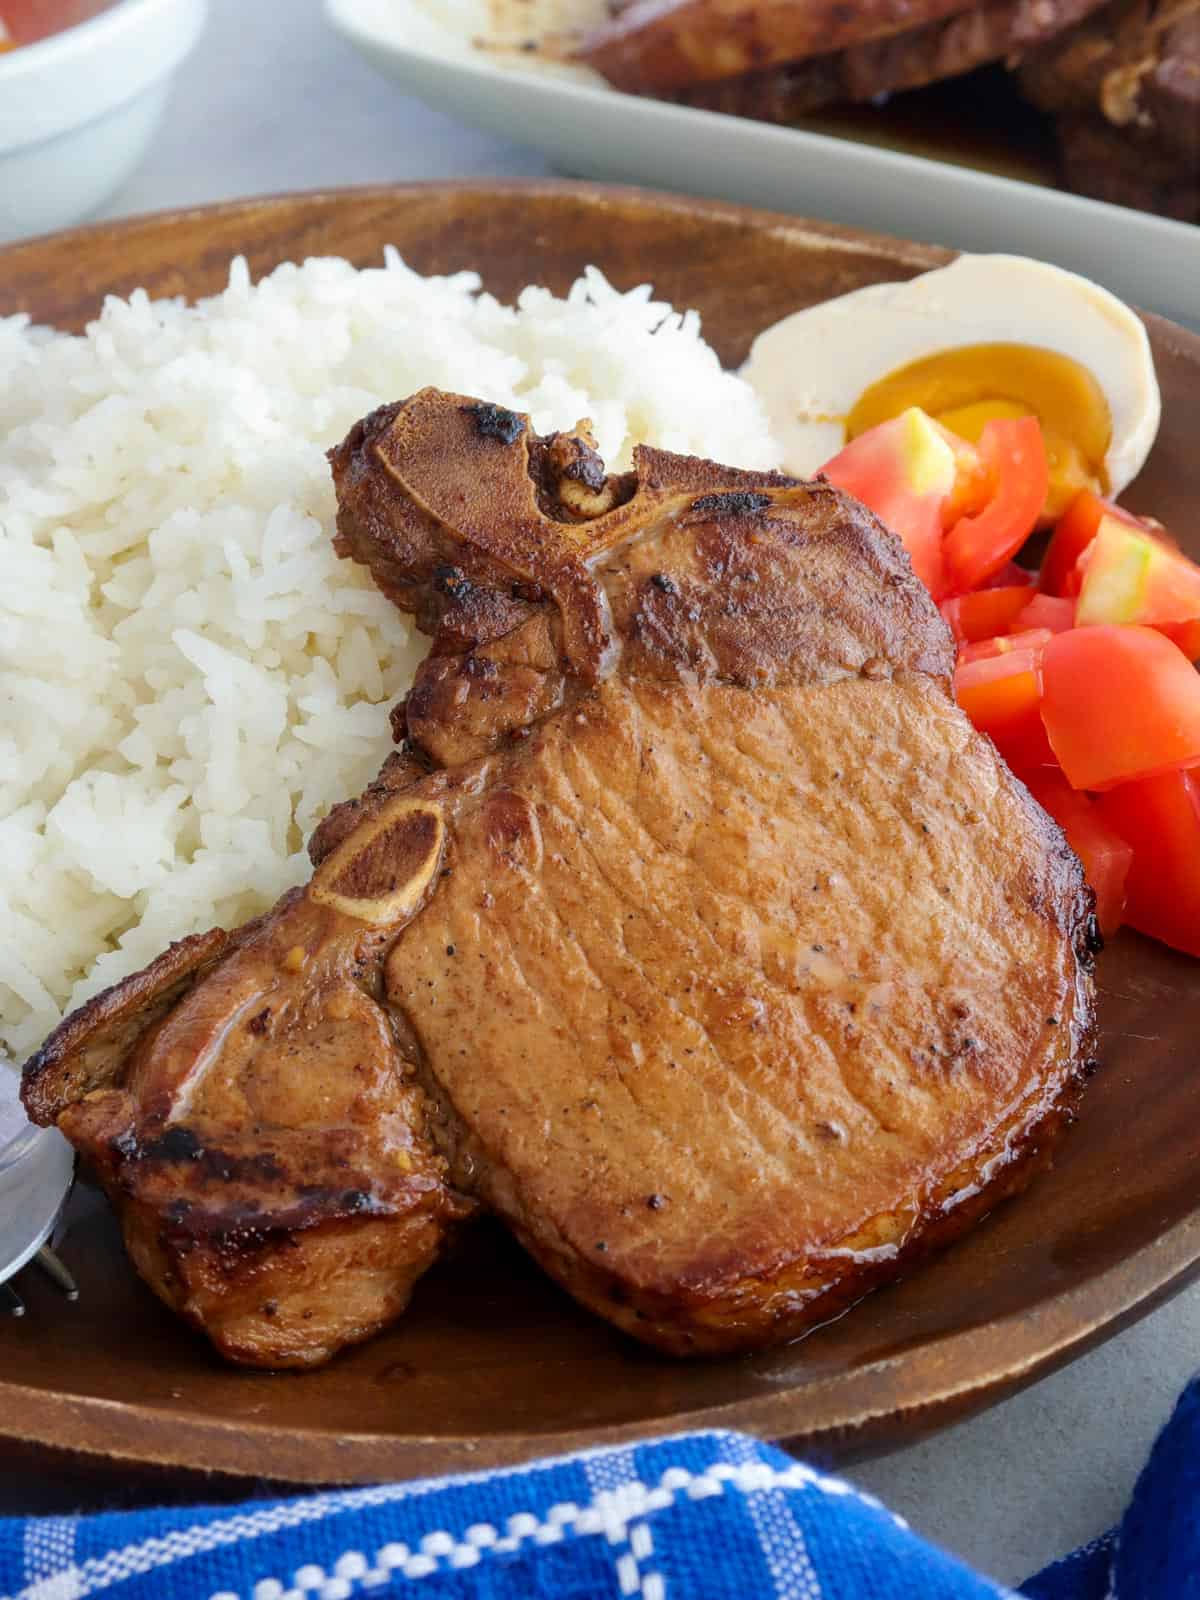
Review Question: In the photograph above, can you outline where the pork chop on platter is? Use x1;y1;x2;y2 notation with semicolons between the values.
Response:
22;388;1098;1368
1018;0;1200;220
575;0;1109;101
660;0;1109;122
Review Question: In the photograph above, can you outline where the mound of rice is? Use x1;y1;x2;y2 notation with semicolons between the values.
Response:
0;253;778;1061
372;0;609;81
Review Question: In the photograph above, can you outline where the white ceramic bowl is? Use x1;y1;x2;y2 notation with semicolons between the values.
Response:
0;1069;74;1289
0;0;207;244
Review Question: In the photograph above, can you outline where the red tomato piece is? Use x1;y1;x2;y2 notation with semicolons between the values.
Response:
980;560;1037;590
821;408;963;598
958;627;1053;665
1095;770;1200;957
940;433;995;528
1039;490;1150;596
1160;619;1200;661
1040;625;1200;790
940;584;1034;643
943;417;1049;594
1011;593;1075;634
954;645;1055;769
1024;772;1132;935
1075;515;1200;629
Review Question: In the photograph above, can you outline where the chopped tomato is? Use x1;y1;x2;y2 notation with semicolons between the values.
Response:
1075;515;1200;630
1011;593;1075;634
1160;619;1200;661
1039;489;1150;596
1040;625;1200;790
958;627;1053;664
821;408;966;598
1039;489;1107;596
941;584;1034;643
979;560;1036;590
940;430;995;528
1095;770;1200;957
1024;772;1132;935
955;642;1055;769
943;417;1049;594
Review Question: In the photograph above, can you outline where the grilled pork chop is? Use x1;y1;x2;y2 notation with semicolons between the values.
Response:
660;0;1108;121
576;0;1107;99
1019;0;1199;157
577;0;978;93
1018;0;1199;219
22;389;1098;1367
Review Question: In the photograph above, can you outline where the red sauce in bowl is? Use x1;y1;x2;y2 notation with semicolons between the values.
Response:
0;0;114;49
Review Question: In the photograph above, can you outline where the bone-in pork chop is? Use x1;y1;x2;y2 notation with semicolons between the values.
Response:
22;389;1097;1366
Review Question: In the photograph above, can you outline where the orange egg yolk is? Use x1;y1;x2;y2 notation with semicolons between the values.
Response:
845;343;1112;521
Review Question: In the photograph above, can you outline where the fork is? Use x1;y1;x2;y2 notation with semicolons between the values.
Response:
3;1245;78;1317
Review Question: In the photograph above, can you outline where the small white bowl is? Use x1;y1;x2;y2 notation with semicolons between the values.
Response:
0;1070;74;1291
0;0;207;244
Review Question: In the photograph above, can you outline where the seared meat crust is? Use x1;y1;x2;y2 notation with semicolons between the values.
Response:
1019;0;1199;160
663;0;1108;119
24;388;1097;1365
577;0;1108;103
577;0;979;93
1018;0;1199;219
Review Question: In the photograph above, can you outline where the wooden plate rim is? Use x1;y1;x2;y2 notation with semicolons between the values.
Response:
0;1212;1197;1480
0;177;951;277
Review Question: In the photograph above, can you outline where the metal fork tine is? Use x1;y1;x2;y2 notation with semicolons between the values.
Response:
35;1245;78;1300
2;1282;25;1316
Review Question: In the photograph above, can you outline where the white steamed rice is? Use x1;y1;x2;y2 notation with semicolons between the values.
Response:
0;252;778;1060
341;0;610;81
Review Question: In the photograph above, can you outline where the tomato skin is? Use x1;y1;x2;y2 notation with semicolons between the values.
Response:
1040;625;1200;790
1075;516;1200;631
1011;593;1075;634
979;560;1035;590
958;627;1052;665
954;645;1055;769
1039;490;1106;596
1160;619;1200;661
1039;490;1149;596
943;417;1049;593
941;584;1034;643
1024;772;1131;935
1095;771;1200;957
821;409;958;598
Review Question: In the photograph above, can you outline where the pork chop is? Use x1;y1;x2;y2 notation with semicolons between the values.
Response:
1018;0;1199;219
659;0;1108;121
22;389;1098;1366
575;0;978;94
575;0;1107;99
1018;0;1199;160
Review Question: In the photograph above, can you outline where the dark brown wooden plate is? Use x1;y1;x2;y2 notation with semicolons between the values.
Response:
2;182;1199;1487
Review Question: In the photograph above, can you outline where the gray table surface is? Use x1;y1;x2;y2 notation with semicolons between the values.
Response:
8;0;1198;1586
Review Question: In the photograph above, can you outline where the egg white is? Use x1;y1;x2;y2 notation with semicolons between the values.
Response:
742;254;1161;498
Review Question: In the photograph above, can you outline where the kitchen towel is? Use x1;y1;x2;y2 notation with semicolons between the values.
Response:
3;1375;1196;1600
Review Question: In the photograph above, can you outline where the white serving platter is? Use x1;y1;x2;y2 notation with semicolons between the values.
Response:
327;0;1200;331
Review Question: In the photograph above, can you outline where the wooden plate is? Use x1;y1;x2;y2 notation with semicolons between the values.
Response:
2;182;1199;1487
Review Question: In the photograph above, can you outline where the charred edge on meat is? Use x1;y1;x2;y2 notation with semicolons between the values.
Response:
690;490;773;517
464;402;525;444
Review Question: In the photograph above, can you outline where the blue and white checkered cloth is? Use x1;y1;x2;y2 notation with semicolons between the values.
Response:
3;1377;1197;1600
